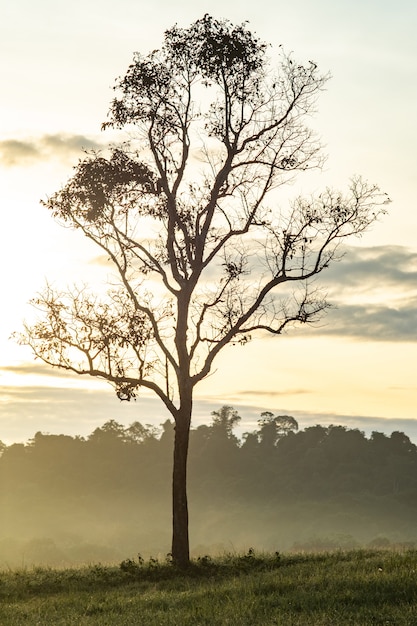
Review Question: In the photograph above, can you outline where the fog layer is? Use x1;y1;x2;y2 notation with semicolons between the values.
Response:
1;407;416;567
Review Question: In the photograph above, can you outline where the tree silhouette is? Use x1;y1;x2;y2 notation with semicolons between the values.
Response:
18;15;388;565
258;412;299;448
211;405;241;441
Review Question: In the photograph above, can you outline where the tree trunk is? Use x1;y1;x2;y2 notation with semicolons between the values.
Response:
171;404;192;567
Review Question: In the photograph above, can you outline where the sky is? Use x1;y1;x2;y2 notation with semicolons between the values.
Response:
0;0;416;444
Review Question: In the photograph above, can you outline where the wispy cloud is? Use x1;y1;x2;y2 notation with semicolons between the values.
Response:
0;134;104;166
0;363;79;378
237;389;312;397
0;362;100;383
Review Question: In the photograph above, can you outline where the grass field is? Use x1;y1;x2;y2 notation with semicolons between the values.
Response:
1;549;417;625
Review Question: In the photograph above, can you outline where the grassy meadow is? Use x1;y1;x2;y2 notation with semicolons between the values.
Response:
1;549;417;625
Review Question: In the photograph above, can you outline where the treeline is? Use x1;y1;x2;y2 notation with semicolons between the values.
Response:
1;406;417;566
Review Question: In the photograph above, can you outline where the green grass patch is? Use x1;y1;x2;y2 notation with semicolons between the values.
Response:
1;549;416;625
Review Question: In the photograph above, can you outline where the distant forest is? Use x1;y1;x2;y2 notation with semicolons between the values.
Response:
1;406;417;567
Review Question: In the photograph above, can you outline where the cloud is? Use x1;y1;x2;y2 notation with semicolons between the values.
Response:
317;297;417;341
0;134;104;166
323;245;417;292
203;244;417;343
0;384;160;444
1;383;417;446
0;140;39;165
299;244;417;342
88;255;113;267
237;389;312;397
0;363;80;378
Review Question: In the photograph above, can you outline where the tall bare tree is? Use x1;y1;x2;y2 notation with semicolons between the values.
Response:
18;15;388;566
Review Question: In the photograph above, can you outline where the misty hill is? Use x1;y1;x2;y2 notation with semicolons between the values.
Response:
1;406;417;567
